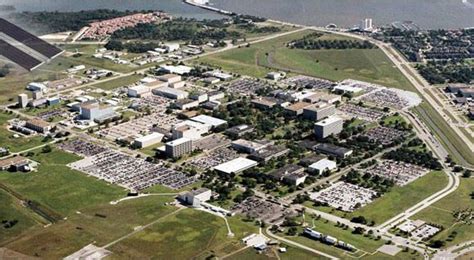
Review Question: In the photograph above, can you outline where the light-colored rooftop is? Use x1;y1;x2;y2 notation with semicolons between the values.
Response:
213;157;258;174
315;116;343;126
191;115;227;127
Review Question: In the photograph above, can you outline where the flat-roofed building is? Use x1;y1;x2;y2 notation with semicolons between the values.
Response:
308;158;337;174
319;94;342;104
268;164;304;181
0;156;32;171
128;85;151;97
80;102;115;121
303;103;336;121
284;172;308;186
144;80;168;90
251;97;278;110
191;115;227;128
133;132;164;148
153;86;188;100
314;116;344;139
249;145;290;162
314;143;353;158
25;119;51;133
226;124;254;138
172;120;210;140
165;137;193;158
231;139;270;154
285;102;312;116
179;188;212;207
214;157;258;174
157;74;182;84
175;99;200;110
208;91;225;102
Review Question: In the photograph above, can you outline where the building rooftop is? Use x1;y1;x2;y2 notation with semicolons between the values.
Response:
166;137;191;146
214;157;258;174
191;115;227;127
135;132;164;143
315;116;343;126
0;156;28;168
286;102;312;111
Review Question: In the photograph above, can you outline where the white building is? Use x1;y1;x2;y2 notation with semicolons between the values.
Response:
158;65;192;75
309;159;337;174
314;116;344;139
266;72;285;81
80;102;115;122
162;43;180;53
26;82;48;93
360;18;374;32
179;188;212;207
191;115;227;128
133;132;164;148
157;74;182;84
153;86;189;99
128;85;150;97
214;157;258;174
172;120;211;140
165;137;193;158
18;94;28;108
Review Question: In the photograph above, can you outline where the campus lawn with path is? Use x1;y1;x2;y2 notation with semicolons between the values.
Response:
3;195;177;258
413;177;474;247
0;147;125;216
349;171;448;225
109;209;259;259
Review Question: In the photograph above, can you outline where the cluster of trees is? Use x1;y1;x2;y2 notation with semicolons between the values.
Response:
0;64;11;77
10;9;143;34
1;219;18;229
416;60;474;84
290;38;375;50
383;148;442;170
341;169;394;194
111;18;242;43
237;24;281;34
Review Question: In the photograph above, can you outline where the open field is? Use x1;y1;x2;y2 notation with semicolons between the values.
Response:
109;209;258;259
2;195;177;258
91;73;143;90
349;171;447;225
196;30;413;90
0;190;41;245
414;177;474;247
0;147;125;217
226;244;323;260
306;171;448;225
0;111;46;153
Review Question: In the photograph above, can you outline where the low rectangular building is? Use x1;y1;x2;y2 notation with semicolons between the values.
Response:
249;145;290;162
128;85;151;97
231;139;269;154
153;86;188;100
133;132;164;148
303;104;336;121
191;115;227;128
25;119;51;133
314;143;353;158
285;102;312;116
214;157;258;174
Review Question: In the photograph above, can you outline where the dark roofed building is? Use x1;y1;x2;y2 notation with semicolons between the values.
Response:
314;143;353;158
249;145;290;162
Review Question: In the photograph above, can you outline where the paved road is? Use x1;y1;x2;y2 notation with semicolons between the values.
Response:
433;240;474;260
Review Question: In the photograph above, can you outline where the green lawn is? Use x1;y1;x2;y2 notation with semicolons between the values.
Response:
91;74;143;90
0;147;125;217
109;209;258;259
0;111;46;153
414;177;474;247
350;171;448;225
3;195;177;258
0;190;41;245
197;29;413;90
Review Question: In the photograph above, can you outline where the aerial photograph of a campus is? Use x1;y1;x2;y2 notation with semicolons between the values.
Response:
0;0;472;259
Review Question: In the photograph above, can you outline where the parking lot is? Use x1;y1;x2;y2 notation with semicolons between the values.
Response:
337;103;385;122
284;75;334;90
309;182;377;212
222;78;273;96
231;196;295;224
63;140;196;190
360;126;407;145
361;88;421;110
186;147;238;170
364;160;430;186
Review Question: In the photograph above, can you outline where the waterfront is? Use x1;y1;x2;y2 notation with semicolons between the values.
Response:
211;0;473;29
0;0;472;28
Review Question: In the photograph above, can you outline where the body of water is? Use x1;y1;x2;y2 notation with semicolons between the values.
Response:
0;0;472;29
211;0;473;29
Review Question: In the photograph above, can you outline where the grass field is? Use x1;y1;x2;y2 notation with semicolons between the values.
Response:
0;147;125;217
0;190;41;245
226;244;324;260
414;177;474;247
196;30;413;90
0;111;46;153
3;195;177;258
109;209;259;259
91;74;143;90
349;171;448;225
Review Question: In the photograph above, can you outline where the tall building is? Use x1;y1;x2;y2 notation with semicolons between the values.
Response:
80;102;115;121
303;104;336;121
165;138;193;158
18;93;28;108
361;18;373;31
314;116;344;139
